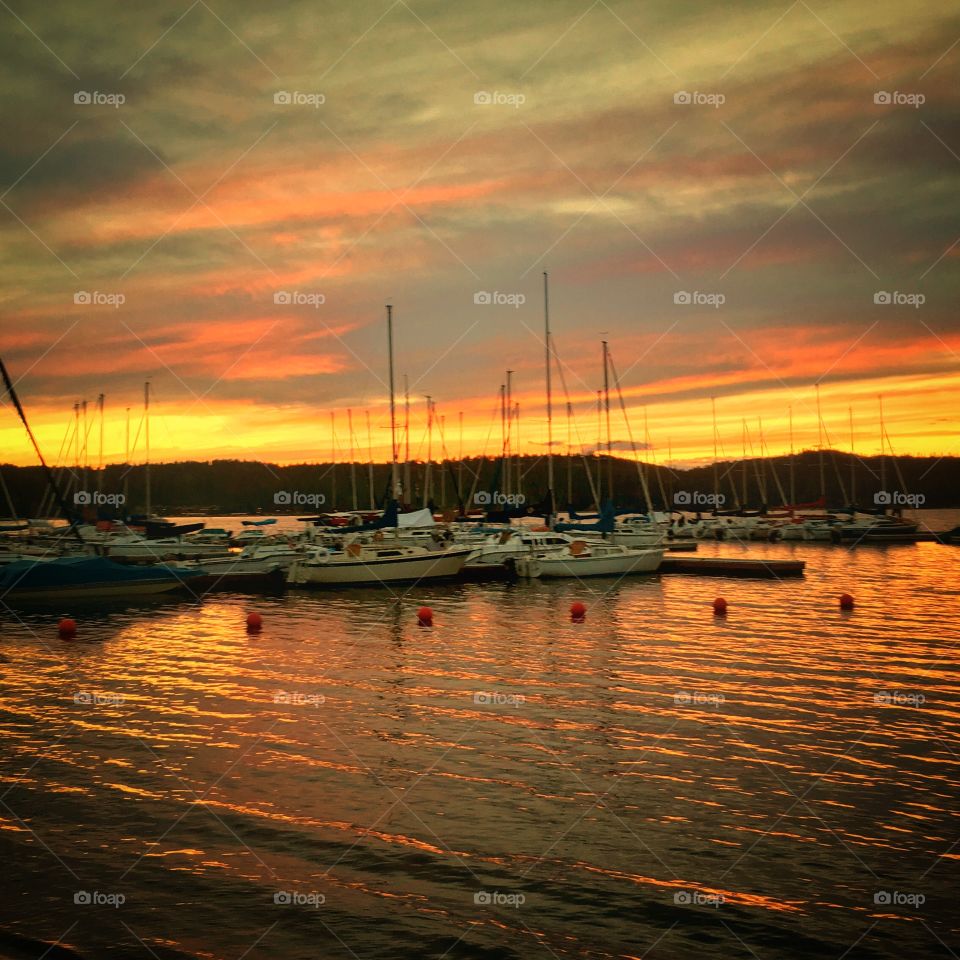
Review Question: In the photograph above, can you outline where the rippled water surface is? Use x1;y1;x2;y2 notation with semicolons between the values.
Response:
1;525;958;959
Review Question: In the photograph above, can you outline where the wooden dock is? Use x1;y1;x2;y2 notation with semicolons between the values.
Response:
660;556;805;578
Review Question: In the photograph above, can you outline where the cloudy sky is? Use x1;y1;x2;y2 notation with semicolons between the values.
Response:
0;0;957;467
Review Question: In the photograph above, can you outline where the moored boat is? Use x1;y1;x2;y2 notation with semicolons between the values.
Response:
0;556;202;602
287;542;471;586
162;557;286;593
514;541;663;578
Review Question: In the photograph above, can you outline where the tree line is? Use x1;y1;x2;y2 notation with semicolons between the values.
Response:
0;449;956;517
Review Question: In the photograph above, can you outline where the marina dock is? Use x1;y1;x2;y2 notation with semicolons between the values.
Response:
660;555;805;578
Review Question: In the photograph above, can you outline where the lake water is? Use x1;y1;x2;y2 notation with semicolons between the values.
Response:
0;513;958;959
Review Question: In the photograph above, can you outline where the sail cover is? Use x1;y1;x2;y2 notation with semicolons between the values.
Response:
396;508;436;528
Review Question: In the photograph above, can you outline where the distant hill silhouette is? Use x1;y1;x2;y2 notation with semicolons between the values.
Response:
1;449;957;517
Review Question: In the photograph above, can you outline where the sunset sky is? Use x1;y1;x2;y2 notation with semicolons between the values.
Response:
0;0;957;468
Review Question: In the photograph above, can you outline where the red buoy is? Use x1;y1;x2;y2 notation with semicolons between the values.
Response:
58;617;77;638
570;601;587;621
839;593;854;611
417;606;433;626
246;612;263;632
712;597;728;616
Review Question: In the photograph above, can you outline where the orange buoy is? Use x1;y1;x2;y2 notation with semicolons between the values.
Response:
712;597;727;616
58;617;77;638
570;601;587;621
839;593;854;611
246;612;263;632
417;606;433;626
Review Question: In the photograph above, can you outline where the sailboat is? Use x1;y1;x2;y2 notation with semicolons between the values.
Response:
287;538;470;586
288;304;470;586
514;539;663;578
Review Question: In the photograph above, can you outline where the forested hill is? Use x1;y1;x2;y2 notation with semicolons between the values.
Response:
1;449;957;516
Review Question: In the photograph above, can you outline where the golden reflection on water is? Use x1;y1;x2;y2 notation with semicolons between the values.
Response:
0;539;957;957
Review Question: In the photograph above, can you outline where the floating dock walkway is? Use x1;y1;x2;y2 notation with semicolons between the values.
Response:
660;556;805;578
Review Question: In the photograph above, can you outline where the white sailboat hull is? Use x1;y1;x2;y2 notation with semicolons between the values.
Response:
516;547;663;579
288;547;470;585
98;541;230;561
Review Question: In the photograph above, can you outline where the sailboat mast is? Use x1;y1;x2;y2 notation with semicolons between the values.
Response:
366;409;375;509
848;406;856;507
82;399;88;490
348;408;358;511
741;418;748;508
566;401;573;508
788;405;796;507
878;394;886;498
330;411;337;510
711;397;719;507
596;390;602;481
144;381;151;517
458;410;464;509
423;395;433;508
505;369;513;497
386;304;398;500
815;384;825;502
0;358;83;541
97;393;104;492
543;272;554;509
403;374;411;505
440;413;446;508
124;405;130;506
602;340;612;502
514;401;520;497
500;381;506;494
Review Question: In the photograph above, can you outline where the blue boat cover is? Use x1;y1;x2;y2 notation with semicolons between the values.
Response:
0;556;199;592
